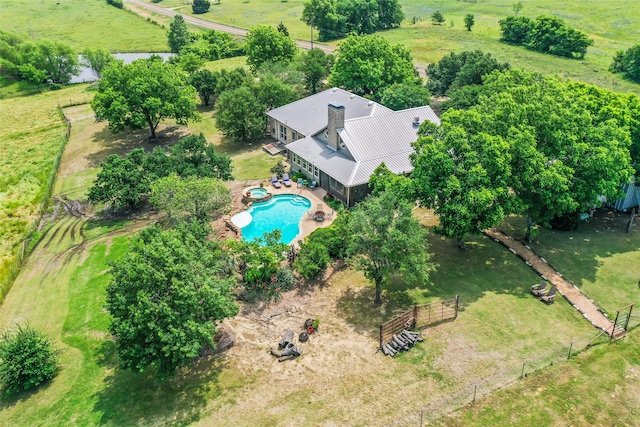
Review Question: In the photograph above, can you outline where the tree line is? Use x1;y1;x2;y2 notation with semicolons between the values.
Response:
301;0;404;42
499;15;593;59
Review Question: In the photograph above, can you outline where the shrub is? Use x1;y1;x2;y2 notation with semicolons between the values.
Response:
106;0;123;8
275;267;295;291
307;217;348;259
295;240;331;280
192;0;211;14
0;324;59;394
270;161;286;178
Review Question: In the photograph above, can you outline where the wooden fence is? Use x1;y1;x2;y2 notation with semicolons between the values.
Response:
379;296;459;348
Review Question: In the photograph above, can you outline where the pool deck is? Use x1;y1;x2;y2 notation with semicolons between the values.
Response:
233;180;336;246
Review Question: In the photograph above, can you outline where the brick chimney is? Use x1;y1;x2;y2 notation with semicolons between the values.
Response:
327;103;344;151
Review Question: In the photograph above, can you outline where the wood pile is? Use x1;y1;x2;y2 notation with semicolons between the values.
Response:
380;330;423;357
270;330;302;362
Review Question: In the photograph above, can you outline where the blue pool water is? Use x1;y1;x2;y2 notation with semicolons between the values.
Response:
247;187;268;198
240;195;312;244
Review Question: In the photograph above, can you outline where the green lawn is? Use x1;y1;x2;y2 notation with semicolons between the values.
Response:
437;330;640;427
498;213;640;317
0;0;168;53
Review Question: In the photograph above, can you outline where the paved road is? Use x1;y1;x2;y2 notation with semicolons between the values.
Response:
124;0;427;75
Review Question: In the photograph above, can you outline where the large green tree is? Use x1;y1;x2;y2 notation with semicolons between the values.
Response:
92;56;200;140
82;48;113;78
347;191;433;305
329;34;417;96
376;0;404;29
0;324;59;394
244;25;297;73
215;85;267;142
256;73;301;112
168;15;192;54
411;115;517;249
20;39;79;84
379;83;431;111
106;223;238;380
150;174;232;222
88;149;150;209
190;68;218;105
610;44;640;84
299;48;334;94
426;50;510;97
448;70;635;241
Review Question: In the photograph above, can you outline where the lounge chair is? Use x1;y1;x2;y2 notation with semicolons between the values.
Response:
531;281;548;297
541;286;557;304
271;174;282;189
282;173;292;187
317;203;323;212
310;180;317;188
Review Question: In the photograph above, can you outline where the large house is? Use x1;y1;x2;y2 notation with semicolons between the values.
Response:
267;88;440;206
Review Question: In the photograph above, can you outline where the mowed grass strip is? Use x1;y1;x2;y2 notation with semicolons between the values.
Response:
0;0;168;53
0;85;92;282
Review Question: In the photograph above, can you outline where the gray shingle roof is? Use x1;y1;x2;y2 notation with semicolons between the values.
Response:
282;92;441;187
267;88;379;137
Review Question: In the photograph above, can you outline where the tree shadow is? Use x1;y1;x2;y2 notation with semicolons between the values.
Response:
215;134;273;157
0;378;55;412
87;125;187;167
92;340;226;426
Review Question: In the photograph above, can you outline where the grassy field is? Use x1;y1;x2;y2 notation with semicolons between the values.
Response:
0;84;92;301
0;0;168;53
437;330;640;426
136;0;640;95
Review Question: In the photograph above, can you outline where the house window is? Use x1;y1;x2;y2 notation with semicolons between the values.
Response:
324;131;328;140
292;131;297;141
302;159;307;169
313;166;319;178
280;125;287;141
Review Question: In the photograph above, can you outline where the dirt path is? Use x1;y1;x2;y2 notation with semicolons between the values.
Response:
484;228;616;336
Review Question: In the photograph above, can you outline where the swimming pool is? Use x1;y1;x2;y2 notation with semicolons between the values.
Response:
233;194;312;244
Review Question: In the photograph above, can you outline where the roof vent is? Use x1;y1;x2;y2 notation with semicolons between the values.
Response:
349;94;355;99
332;88;338;92
367;101;373;106
413;116;420;127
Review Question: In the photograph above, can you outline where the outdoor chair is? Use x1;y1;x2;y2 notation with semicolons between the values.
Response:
310;180;317;188
271;174;282;189
317;204;323;212
307;210;315;218
326;210;334;219
531;280;548;297
282;173;292;187
541;286;557;304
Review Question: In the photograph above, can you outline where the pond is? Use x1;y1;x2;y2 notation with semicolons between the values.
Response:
70;53;175;84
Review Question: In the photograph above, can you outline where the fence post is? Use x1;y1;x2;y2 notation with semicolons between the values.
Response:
379;325;383;349
455;295;459;318
567;341;573;360
413;305;418;328
441;300;444;321
472;385;477;403
521;361;526;379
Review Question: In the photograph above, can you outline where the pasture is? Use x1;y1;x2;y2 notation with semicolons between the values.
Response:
0;0;168;53
133;0;640;94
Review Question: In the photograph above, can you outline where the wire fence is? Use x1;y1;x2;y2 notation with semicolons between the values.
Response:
383;316;640;426
0;103;73;304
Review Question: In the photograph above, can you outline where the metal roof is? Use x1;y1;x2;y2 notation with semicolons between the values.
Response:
267;88;379;137
282;92;441;187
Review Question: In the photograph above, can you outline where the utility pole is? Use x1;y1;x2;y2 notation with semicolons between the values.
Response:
311;24;314;50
